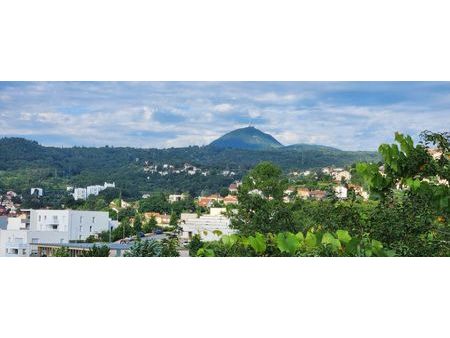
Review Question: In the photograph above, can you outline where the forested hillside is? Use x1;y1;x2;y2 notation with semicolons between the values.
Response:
0;137;379;198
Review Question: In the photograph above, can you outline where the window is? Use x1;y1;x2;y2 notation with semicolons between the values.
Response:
31;238;39;244
38;215;41;222
80;216;83;223
80;225;83;232
44;215;47;221
92;217;95;223
89;226;92;232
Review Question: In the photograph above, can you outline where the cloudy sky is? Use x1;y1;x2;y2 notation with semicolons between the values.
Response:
0;82;449;150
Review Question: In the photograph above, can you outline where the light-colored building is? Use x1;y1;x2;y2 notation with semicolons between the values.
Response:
86;185;104;197
332;170;352;183
180;209;235;241
73;188;87;201
334;186;348;199
0;209;117;257
30;188;43;196
168;194;187;203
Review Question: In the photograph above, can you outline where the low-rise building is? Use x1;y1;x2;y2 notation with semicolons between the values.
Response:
297;187;310;199
334;186;348;199
30;188;44;196
169;194;187;203
180;209;235;242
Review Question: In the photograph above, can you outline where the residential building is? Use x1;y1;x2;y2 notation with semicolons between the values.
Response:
180;209;235;241
86;185;104;197
297;187;310;199
197;194;223;208
30;188;43;196
310;190;327;200
223;195;238;205
73;188;87;201
0;209;117;257
334;186;348;199
169;194;187;203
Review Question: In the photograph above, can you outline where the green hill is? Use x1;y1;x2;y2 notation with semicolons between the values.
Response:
209;126;283;150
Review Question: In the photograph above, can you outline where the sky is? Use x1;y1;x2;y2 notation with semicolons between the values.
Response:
0;82;449;151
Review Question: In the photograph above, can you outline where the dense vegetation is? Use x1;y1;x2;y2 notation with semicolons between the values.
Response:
193;131;450;257
0;136;378;199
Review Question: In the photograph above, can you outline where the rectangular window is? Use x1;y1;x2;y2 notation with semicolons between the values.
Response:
90;226;92;232
38;215;41;222
92;217;95;223
80;216;83;223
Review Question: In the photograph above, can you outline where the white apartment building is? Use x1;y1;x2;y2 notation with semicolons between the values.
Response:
180;208;235;242
73;182;115;200
0;209;117;257
86;185;104;197
73;188;87;201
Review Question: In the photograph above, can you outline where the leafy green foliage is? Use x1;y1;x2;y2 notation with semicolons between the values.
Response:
124;238;179;257
54;247;70;257
80;244;110;257
194;229;393;257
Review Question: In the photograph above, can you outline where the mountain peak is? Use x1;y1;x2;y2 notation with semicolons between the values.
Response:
209;127;283;150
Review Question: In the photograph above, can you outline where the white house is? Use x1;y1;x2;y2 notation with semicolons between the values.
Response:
0;209;117;257
180;209;235;242
334;186;348;199
73;188;87;201
30;188;44;196
168;194;187;203
86;185;104;197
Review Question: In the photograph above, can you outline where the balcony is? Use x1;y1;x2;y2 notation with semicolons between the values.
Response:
6;242;28;250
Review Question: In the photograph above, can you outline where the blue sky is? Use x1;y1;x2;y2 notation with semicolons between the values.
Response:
0;82;449;150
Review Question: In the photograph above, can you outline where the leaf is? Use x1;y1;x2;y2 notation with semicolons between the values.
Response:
248;232;267;255
296;231;305;242
304;231;318;249
336;230;352;244
196;248;215;257
276;232;300;255
321;232;341;252
221;234;238;248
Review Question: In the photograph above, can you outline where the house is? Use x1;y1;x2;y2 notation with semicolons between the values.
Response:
228;183;238;193
180;209;235;242
223;195;238;205
332;170;351;183
0;209;117;257
197;194;223;208
30;188;44;197
309;190;327;200
334;186;348;199
169;194;187;203
143;212;171;226
297;187;310;199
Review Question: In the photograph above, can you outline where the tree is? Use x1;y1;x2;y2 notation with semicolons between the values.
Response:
231;162;295;235
124;239;162;257
138;193;170;213
356;131;450;256
160;237;180;257
188;234;203;256
80;244;110;257
134;213;142;233
54;247;70;257
219;187;230;197
143;216;158;234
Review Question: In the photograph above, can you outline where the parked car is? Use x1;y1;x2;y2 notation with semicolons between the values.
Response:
154;229;163;235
